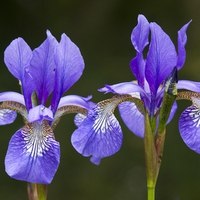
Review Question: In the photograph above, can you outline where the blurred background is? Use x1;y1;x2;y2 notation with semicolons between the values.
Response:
0;0;200;199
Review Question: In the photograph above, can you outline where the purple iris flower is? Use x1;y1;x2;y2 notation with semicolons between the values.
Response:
71;14;200;165
0;30;93;184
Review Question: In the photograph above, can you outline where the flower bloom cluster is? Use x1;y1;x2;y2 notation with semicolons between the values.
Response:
0;30;93;184
71;15;200;165
2;14;200;185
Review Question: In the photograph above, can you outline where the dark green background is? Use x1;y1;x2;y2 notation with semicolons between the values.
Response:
0;0;200;199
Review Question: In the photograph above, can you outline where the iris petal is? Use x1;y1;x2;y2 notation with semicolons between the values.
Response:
130;14;149;87
71;99;123;165
57;95;94;110
51;33;85;114
146;22;177;96
130;54;146;88
0;109;17;125
5;122;60;184
166;101;178;124
74;113;87;127
131;14;149;53
177;80;200;93
177;20;192;69
179;105;200;154
118;101;144;138
0;91;25;105
4;38;34;109
99;82;148;98
30;30;58;105
4;38;32;81
28;105;54;124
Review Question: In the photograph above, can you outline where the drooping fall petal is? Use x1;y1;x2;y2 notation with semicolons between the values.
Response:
5;122;60;184
71;99;123;165
179;105;200;154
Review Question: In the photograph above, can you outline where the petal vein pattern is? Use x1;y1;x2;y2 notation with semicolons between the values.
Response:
0;109;17;125
179;105;200;153
71;98;123;165
5;121;60;184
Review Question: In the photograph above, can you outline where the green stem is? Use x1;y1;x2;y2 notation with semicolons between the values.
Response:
147;186;155;200
144;113;165;200
27;183;48;200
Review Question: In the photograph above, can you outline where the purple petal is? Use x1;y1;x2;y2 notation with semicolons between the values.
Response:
131;14;149;53
98;82;148;98
130;54;146;88
166;101;177;124
4;38;32;81
0;92;27;123
177;80;200;92
0;109;17;125
130;15;149;87
53;95;94;127
146;23;177;96
118;101;144;138
28;105;54;123
90;156;101;165
179;105;200;153
74;113;87;127
177;20;192;70
0;92;25;105
51;33;84;114
4;38;35;109
5;122;60;184
71;100;123;165
57;95;94;110
30;30;58;105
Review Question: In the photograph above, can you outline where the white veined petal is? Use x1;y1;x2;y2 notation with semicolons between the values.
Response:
5;121;60;184
0;109;17;125
179;105;200;153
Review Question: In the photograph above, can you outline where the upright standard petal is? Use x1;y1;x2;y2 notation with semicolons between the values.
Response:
30;30;58;105
4;38;35;109
130;15;149;87
145;23;177;96
131;14;149;53
71;98;123;165
179;105;200;153
51;33;85;114
5;122;60;184
177;20;192;69
4;38;32;81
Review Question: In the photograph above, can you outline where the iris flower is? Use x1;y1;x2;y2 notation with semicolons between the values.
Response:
0;30;93;184
71;14;200;165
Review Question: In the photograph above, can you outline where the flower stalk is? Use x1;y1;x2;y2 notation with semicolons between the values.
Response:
144;112;158;200
27;183;47;200
144;67;178;200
